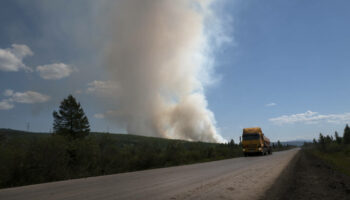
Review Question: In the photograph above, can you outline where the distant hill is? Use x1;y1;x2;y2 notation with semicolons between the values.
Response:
0;128;49;138
1;128;311;146
272;140;311;147
0;128;215;146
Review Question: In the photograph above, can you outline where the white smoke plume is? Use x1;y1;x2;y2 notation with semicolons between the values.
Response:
104;0;226;143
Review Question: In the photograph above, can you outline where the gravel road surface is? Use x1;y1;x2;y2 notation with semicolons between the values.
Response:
0;148;299;200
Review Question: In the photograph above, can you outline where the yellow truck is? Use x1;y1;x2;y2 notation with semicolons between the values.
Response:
242;127;272;156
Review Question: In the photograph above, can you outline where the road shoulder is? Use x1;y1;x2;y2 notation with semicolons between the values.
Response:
173;149;299;200
262;150;350;200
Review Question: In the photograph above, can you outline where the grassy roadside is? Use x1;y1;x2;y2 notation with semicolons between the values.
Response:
303;124;350;177
264;149;350;200
307;148;350;176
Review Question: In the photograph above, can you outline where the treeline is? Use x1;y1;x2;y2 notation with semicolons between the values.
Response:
305;124;350;153
0;132;242;189
272;140;293;150
303;124;350;176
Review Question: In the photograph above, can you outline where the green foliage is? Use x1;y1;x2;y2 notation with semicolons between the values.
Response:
0;129;242;189
311;124;350;152
53;95;90;139
305;124;350;164
343;124;350;144
271;140;294;152
317;133;326;151
334;131;342;144
228;139;235;147
304;125;350;176
277;140;282;148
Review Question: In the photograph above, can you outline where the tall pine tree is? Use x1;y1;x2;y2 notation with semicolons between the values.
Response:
53;95;90;139
343;124;350;144
334;131;342;144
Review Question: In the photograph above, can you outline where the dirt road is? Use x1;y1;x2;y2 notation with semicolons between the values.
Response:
0;149;299;200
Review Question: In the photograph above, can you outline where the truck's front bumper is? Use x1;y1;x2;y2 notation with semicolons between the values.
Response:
243;147;263;153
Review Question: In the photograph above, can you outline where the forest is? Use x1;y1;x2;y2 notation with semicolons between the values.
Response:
0;95;292;188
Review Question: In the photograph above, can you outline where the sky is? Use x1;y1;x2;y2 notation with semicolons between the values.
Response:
1;0;350;142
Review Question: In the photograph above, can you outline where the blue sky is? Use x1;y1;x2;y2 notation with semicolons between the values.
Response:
1;0;350;142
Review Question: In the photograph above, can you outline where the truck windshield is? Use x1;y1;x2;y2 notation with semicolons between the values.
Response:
243;133;260;140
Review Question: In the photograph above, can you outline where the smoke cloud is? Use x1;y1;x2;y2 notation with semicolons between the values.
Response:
104;0;226;143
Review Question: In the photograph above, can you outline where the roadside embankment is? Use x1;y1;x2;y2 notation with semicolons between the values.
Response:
310;148;350;177
263;149;350;200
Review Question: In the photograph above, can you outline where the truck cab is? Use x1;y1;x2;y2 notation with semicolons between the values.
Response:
242;127;272;156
